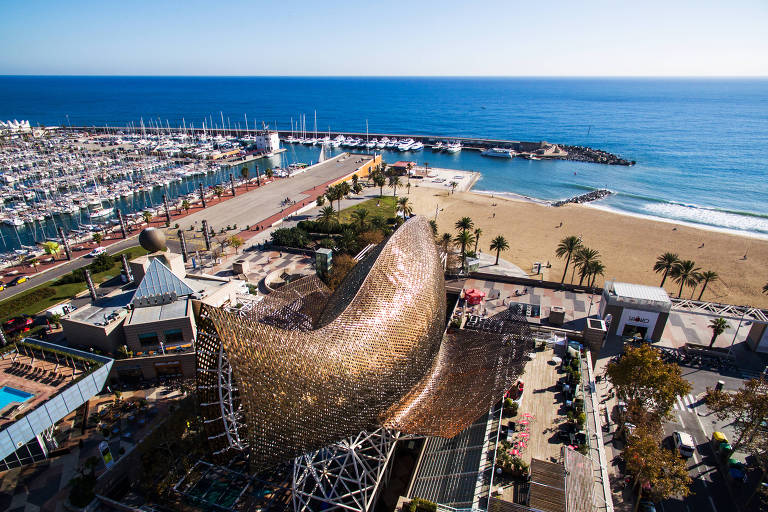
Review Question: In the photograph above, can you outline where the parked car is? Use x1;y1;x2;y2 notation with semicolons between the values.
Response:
673;431;696;458
3;315;33;335
728;458;748;484
87;246;107;257
0;283;5;292
8;275;28;286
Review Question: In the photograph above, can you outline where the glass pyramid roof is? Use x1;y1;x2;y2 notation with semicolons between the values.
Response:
132;257;194;304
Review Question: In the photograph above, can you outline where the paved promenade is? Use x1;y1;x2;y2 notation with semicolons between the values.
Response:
175;153;373;232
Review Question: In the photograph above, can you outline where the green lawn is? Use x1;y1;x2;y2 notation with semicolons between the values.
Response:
338;195;398;224
0;246;149;321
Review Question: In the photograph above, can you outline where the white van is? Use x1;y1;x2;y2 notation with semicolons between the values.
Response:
673;431;696;458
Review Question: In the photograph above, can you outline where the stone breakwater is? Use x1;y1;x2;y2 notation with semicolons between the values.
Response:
560;145;635;166
551;189;613;207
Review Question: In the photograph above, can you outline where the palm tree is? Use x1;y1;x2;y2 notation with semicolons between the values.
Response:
440;232;452;252
351;209;369;230
455;217;474;232
653;252;680;287
453;229;476;270
373;173;386;197
141;210;153;224
473;228;482;254
574;247;600;286
181;199;190;213
338;227;359;255
489;235;509;265
326;186;343;212
265;168;274;179
388;176;401;197
586;260;606;288
397;197;413;218
333;184;344;211
449;181;458;194
406;182;411;194
339;181;351;198
92;232;103;246
708;317;729;348
255;165;261;186
697;271;719;300
318;206;337;227
240;166;249;190
669;260;701;298
671;260;701;298
428;219;438;237
555;236;582;284
370;216;387;232
213;185;225;200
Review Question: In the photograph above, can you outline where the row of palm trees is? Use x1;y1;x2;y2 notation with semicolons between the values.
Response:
653;252;719;299
438;216;510;269
555;236;605;287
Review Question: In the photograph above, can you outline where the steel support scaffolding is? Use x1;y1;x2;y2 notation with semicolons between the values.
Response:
292;428;399;512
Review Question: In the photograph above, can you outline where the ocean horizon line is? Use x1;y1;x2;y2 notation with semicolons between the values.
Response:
2;74;768;80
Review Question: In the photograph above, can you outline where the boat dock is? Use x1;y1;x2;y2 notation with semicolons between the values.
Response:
61;126;634;166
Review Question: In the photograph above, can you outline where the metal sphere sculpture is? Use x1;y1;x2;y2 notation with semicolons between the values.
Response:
138;227;166;252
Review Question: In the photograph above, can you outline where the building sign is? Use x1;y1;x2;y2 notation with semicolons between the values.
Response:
617;309;660;340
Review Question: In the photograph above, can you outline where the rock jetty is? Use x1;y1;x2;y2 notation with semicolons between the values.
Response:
552;189;613;207
561;145;635;166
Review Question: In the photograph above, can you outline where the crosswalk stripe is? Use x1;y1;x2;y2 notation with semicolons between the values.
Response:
676;395;685;411
673;402;679;410
683;395;691;407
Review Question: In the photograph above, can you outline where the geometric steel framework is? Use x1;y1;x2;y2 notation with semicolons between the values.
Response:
195;215;533;471
292;428;399;512
671;297;768;324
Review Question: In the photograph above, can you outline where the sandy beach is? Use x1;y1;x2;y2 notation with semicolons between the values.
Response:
406;185;768;308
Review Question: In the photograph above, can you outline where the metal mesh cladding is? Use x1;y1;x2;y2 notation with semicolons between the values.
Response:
196;216;534;468
202;216;446;468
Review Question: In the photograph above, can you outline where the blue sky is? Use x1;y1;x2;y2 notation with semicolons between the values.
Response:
1;0;767;76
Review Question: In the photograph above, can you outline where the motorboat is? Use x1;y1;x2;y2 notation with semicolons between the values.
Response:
482;147;515;158
410;141;424;151
2;217;23;227
444;141;462;153
397;139;415;151
432;141;444;151
89;207;113;219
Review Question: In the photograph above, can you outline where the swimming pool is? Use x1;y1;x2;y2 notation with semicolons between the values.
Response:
0;386;34;411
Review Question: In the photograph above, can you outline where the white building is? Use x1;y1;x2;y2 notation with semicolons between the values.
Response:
252;130;280;154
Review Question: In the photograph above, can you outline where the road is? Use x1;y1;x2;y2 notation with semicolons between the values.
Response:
659;363;761;512
0;237;139;302
660;391;731;512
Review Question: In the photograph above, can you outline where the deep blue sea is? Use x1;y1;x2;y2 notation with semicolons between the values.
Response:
1;76;767;236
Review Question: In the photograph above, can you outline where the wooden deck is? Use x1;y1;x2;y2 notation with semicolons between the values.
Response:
497;347;568;503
